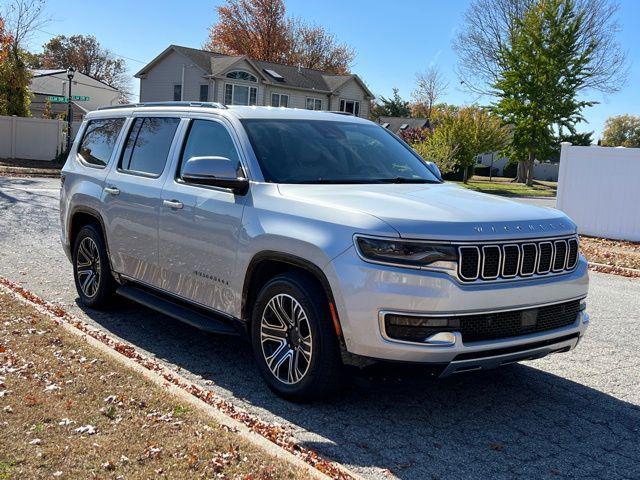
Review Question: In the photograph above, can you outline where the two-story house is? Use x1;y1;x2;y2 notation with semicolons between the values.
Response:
135;45;374;118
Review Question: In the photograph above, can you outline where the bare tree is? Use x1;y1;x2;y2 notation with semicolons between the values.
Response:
412;66;449;119
453;0;628;95
2;0;47;50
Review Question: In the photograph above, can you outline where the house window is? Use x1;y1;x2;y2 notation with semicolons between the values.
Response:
271;93;289;107
224;84;258;106
306;97;322;110
199;84;209;102
173;84;182;101
226;71;257;82
339;99;360;116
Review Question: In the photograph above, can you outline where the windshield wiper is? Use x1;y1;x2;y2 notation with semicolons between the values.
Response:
371;177;441;184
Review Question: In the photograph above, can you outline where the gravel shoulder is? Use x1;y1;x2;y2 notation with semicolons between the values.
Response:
1;176;639;480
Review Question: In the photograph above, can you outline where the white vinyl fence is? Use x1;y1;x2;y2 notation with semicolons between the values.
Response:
557;143;640;241
0;115;66;161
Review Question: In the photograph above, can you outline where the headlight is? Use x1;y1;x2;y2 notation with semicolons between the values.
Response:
355;235;457;269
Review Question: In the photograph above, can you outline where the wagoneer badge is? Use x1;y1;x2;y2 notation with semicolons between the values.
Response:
473;222;566;233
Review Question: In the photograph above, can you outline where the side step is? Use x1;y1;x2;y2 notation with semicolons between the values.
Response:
116;284;239;336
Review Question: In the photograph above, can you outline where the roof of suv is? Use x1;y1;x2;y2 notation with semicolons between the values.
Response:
89;102;370;124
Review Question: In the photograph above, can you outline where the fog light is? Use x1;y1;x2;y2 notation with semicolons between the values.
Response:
425;332;456;346
386;314;460;328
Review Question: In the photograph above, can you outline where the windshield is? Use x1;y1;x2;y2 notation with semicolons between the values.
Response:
241;119;441;184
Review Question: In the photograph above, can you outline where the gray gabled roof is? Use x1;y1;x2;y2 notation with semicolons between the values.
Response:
136;45;373;98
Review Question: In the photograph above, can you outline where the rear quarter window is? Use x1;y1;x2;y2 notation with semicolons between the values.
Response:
77;118;125;167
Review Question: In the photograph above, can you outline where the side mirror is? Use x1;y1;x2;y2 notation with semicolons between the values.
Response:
181;156;249;194
426;161;443;181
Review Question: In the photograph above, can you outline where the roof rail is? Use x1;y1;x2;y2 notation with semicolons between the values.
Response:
97;101;227;111
329;110;354;116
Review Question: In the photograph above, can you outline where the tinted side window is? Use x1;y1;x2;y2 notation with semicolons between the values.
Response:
180;120;240;176
78;118;125;167
120;117;179;177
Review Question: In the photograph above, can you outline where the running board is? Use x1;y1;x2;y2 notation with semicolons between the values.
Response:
116;284;239;336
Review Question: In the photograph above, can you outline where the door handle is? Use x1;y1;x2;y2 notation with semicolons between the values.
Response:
104;186;120;195
163;199;183;210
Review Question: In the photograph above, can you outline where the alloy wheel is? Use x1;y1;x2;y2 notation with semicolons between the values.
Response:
260;293;313;385
76;237;101;298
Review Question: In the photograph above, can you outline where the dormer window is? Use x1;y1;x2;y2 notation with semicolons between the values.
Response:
226;71;257;82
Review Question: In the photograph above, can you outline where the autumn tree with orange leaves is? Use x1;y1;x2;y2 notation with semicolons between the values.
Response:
204;0;355;74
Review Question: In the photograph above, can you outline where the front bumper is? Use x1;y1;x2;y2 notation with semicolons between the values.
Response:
325;246;589;366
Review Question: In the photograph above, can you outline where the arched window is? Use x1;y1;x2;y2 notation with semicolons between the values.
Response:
226;71;257;82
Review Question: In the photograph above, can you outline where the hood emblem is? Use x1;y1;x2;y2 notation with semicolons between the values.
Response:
473;222;565;234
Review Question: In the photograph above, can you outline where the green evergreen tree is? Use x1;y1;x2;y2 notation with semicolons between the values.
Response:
371;88;411;119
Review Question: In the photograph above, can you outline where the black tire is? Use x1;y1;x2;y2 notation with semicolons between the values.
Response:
72;223;116;309
251;272;343;401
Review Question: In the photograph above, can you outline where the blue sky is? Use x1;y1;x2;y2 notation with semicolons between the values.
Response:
29;0;639;139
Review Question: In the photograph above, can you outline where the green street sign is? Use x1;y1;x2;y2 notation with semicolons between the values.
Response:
46;96;67;103
72;95;90;101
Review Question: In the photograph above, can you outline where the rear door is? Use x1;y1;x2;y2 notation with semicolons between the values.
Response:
102;115;181;286
158;117;247;313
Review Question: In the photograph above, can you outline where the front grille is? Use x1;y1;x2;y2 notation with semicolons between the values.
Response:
458;236;579;282
384;300;582;344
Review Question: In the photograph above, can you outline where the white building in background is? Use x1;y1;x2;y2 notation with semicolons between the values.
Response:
29;70;122;121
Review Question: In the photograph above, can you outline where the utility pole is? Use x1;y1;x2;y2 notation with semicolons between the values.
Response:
66;67;76;152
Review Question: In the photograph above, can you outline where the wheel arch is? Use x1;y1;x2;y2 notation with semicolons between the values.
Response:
241;251;343;341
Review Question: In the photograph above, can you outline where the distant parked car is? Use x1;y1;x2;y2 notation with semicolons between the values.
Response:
60;102;589;400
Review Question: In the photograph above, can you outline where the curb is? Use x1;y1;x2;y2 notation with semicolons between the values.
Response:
0;279;367;480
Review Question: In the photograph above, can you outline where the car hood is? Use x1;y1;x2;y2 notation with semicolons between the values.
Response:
277;183;575;241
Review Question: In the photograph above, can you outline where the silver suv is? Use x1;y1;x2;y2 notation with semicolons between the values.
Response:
60;102;589;400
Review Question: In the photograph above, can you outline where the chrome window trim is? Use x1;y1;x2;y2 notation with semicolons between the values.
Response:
481;245;501;280
378;295;587;346
458;246;481;281
536;241;553;274
552;239;568;272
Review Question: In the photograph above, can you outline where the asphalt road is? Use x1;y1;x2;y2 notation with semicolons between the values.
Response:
1;176;639;480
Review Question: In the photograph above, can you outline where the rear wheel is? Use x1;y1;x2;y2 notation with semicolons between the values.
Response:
72;224;116;309
251;272;343;401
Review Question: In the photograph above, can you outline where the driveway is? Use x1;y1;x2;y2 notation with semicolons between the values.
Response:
1;176;639;480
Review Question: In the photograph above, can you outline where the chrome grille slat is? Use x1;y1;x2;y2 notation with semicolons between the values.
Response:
481;245;501;279
553;240;568;272
458;236;579;283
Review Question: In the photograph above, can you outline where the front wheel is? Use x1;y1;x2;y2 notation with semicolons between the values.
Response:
251;272;343;401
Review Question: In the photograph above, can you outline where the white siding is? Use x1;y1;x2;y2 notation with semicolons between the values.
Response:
332;78;370;118
263;85;329;110
214;59;264;105
139;50;210;102
556;144;640;241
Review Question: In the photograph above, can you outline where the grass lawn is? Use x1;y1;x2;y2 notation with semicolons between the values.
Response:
0;292;303;480
453;176;557;197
